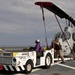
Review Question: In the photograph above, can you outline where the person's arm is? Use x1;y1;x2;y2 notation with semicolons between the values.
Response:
53;42;56;52
59;43;62;50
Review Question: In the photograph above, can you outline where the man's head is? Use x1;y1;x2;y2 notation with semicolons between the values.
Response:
35;39;40;43
55;38;59;42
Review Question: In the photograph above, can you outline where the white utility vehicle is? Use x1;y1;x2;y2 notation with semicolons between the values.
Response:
0;48;54;74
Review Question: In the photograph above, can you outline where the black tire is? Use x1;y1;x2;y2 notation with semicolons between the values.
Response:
24;60;33;74
45;53;52;68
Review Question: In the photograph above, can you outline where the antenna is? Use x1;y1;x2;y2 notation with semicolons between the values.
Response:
41;7;48;49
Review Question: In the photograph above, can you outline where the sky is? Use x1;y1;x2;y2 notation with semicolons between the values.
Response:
0;0;75;47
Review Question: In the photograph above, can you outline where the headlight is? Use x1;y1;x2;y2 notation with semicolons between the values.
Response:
13;58;16;62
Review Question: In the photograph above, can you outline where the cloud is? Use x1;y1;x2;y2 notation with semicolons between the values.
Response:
0;0;75;46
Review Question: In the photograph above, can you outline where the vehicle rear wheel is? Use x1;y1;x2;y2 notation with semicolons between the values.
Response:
45;53;52;68
24;60;33;74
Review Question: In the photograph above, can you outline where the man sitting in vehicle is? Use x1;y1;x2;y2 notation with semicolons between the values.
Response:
34;39;43;57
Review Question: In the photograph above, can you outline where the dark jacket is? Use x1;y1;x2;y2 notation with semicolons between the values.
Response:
54;42;62;51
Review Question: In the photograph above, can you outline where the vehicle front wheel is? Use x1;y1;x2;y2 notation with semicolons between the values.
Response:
24;60;33;74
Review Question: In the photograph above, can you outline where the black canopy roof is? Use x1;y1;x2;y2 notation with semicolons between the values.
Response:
35;2;75;26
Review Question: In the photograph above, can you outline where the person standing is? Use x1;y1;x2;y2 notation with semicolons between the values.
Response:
54;38;65;63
